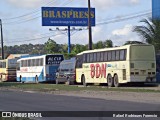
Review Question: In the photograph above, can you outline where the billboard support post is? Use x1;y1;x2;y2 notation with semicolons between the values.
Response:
68;26;71;54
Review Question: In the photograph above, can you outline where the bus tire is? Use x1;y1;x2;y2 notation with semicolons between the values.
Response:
114;74;120;87
107;74;114;87
82;75;87;87
35;75;38;83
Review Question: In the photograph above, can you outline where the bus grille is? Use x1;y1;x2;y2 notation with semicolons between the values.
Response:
123;69;126;80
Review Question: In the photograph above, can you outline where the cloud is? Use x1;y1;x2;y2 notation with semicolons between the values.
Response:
130;0;139;4
112;24;132;36
92;0;140;10
111;24;141;46
6;0;140;9
6;0;44;8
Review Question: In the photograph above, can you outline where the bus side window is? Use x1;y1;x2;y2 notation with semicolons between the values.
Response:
0;62;2;68
40;58;43;66
36;59;40;66
2;62;6;68
116;50;120;61
83;54;86;63
100;52;104;62
97;52;100;62
32;59;35;66
120;50;126;60
87;54;90;63
17;62;20;70
79;55;83;68
34;59;36;66
90;53;94;63
104;52;108;61
93;53;97;62
112;51;116;61
28;60;31;67
108;51;112;61
21;60;24;67
26;60;28;67
124;49;127;60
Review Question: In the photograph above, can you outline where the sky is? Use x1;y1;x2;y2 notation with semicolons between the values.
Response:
0;0;152;46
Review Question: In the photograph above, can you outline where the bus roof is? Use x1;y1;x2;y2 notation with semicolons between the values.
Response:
77;44;153;55
60;57;76;63
17;54;64;61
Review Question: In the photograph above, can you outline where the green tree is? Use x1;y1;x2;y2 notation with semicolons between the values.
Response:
60;44;68;53
44;38;58;53
124;41;144;45
133;18;160;51
93;41;105;49
72;44;87;54
104;40;113;48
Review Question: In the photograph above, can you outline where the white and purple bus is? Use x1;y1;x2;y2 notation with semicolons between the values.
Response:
16;54;64;83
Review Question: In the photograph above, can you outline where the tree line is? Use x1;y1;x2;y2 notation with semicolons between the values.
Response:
1;39;113;59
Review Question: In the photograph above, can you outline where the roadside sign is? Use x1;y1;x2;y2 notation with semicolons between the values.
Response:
42;7;95;26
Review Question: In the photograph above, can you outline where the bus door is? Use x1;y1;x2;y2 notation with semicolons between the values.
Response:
45;55;64;81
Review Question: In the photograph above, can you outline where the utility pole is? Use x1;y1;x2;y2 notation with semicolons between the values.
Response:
88;0;92;50
0;19;4;59
68;26;71;54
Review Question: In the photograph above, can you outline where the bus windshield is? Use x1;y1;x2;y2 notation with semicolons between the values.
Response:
130;45;155;61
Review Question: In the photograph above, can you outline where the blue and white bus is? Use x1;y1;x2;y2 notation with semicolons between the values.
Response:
16;54;64;83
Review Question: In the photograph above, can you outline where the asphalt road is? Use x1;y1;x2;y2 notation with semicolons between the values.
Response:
0;90;159;120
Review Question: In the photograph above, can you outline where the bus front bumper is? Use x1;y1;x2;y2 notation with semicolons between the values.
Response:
129;76;156;83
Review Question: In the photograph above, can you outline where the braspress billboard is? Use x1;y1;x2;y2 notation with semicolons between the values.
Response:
42;7;95;26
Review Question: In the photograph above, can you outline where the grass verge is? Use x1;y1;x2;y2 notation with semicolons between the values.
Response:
0;82;160;93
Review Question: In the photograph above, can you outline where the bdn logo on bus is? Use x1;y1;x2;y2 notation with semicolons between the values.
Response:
90;63;106;78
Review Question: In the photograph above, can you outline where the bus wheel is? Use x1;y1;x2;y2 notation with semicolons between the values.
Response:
82;75;87;87
35;76;38;83
114;75;120;87
107;74;114;87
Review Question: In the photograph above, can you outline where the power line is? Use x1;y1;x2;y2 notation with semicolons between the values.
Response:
96;12;151;26
2;0;57;20
97;9;151;22
3;0;74;25
4;33;63;44
5;32;57;41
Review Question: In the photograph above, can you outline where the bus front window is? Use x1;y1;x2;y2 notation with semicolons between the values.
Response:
130;46;155;61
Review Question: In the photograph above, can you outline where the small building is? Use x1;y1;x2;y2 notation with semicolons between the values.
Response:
7;54;29;59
